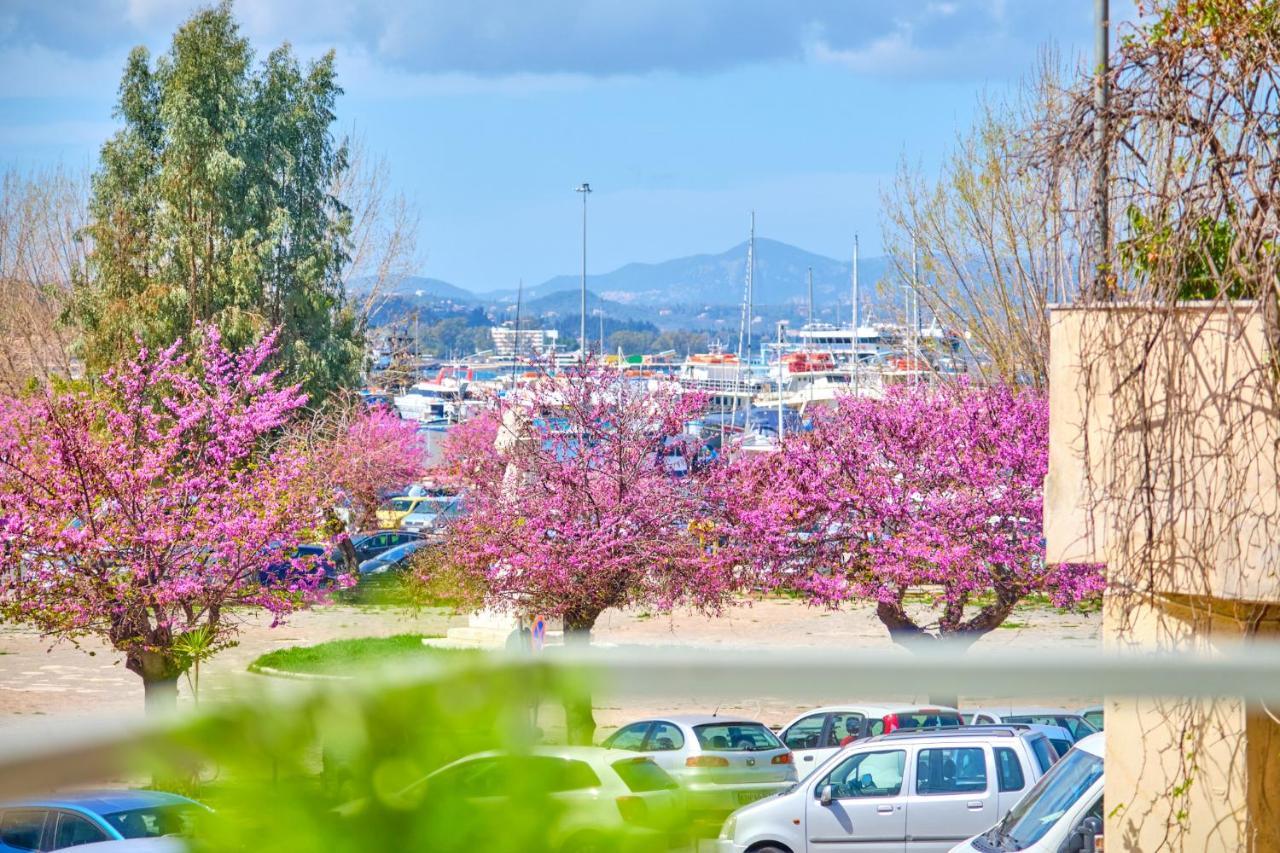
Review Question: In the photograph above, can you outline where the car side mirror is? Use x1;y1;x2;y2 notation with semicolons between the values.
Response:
1058;816;1103;853
819;784;834;807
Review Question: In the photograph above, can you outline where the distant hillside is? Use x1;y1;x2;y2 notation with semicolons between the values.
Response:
523;238;890;308
353;275;476;303
362;240;896;332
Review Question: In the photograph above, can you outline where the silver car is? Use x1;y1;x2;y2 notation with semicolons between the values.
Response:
718;726;1058;853
601;714;797;819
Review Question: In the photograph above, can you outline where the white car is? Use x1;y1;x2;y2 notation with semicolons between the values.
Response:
400;495;464;536
965;707;1099;744
717;726;1057;853
420;746;686;852
778;704;964;779
601;715;797;819
949;732;1104;853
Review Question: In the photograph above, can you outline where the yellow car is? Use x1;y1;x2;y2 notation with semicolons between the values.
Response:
375;495;430;529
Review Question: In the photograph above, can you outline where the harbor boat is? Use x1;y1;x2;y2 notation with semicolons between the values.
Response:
393;365;473;421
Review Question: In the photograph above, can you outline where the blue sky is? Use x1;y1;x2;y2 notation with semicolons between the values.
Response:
0;1;1136;292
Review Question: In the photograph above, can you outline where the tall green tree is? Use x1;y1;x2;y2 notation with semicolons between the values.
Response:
77;2;361;399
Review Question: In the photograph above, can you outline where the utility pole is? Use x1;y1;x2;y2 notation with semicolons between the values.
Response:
851;234;860;388
1095;0;1110;296
911;237;920;385
599;310;605;356
575;182;592;359
776;320;787;445
807;266;814;331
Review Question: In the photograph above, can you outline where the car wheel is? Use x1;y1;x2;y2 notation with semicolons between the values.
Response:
749;847;792;853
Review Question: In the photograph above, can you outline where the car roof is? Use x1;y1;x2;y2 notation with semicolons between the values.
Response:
1021;723;1073;738
1073;732;1105;757
638;714;769;727
866;725;1038;744
790;703;961;719
968;706;1078;718
0;789;198;813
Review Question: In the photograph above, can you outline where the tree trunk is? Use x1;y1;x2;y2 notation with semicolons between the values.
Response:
563;609;599;746
127;649;184;715
143;674;179;713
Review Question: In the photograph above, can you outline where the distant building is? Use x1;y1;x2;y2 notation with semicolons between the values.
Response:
489;325;559;358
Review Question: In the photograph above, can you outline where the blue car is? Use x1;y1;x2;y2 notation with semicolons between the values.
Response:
357;539;427;575
0;790;205;851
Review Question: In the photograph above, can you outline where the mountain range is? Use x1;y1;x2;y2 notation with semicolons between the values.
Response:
376;238;891;316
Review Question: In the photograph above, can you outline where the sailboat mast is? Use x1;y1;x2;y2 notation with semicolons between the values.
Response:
513;278;523;380
852;234;860;386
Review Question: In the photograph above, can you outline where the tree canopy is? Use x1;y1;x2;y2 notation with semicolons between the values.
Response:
76;2;362;400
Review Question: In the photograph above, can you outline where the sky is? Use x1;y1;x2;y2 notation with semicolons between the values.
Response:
0;1;1138;292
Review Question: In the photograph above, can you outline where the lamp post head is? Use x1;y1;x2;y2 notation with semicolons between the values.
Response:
576;182;592;194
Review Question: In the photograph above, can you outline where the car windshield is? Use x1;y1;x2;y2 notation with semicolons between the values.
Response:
986;748;1103;850
102;805;199;838
693;722;782;751
611;758;679;792
1005;715;1098;741
377;542;421;562
382;497;417;512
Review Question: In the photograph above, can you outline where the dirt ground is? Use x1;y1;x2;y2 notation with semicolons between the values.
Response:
0;596;1100;736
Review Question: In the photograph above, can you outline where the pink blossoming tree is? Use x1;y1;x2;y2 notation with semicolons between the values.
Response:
0;329;333;711
712;383;1102;648
430;361;727;742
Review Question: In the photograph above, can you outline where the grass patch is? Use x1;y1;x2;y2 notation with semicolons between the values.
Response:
248;634;474;676
998;620;1029;629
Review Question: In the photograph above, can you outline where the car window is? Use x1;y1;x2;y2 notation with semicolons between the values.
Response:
0;810;47;850
611;758;679;792
1030;736;1057;774
828;713;866;746
819;750;906;799
1050;738;1073;759
916;747;987;795
645;722;684;751
782;714;827;750
866;718;886;737
52;812;108;849
895;711;962;730
693;723;782;751
101;805;194;839
532;757;601;793
432;757;506;797
1083;710;1105;730
995;747;1026;792
604;722;651;751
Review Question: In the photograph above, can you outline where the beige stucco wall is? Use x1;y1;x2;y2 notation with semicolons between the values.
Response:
1046;303;1280;851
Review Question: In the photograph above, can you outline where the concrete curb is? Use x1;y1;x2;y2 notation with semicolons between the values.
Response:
246;664;352;682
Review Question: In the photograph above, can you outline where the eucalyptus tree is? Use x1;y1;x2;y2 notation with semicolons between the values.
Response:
76;2;362;399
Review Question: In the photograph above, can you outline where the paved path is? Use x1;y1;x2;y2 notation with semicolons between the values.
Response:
0;596;1100;735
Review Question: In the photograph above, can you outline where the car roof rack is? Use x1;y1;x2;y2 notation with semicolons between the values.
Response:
860;725;1032;744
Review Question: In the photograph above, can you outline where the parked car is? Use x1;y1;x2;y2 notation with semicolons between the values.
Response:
949;732;1104;853
717;726;1058;853
350;529;422;563
966;707;1099;743
257;543;335;585
601;715;796;821
1077;705;1104;731
778;704;964;779
1020;724;1075;761
0;790;206;853
416;746;687;852
375;495;432;529
400;496;465;536
357;539;427;575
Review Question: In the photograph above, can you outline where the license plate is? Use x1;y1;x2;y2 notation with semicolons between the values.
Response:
737;791;770;805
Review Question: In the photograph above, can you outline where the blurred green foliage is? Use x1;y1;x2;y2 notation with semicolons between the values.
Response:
127;657;678;851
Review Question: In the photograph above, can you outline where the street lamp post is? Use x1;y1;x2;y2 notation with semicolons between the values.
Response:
575;183;592;360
